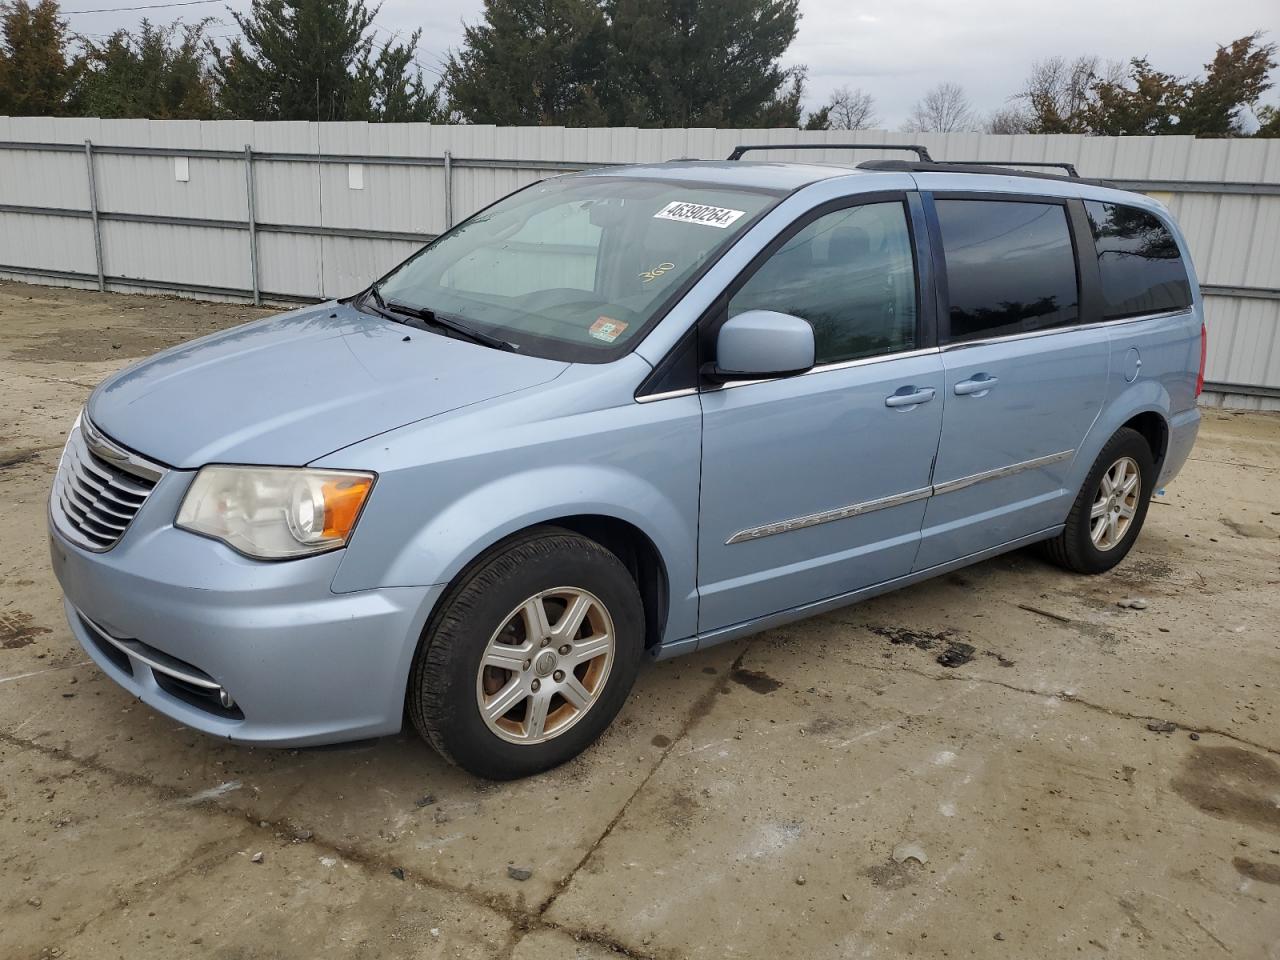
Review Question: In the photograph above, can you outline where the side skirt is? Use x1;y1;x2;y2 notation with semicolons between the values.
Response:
650;525;1063;660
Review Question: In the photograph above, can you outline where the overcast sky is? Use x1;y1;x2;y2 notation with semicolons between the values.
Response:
65;0;1280;127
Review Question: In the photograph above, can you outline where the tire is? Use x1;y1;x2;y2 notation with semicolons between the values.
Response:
408;526;644;780
1042;427;1156;574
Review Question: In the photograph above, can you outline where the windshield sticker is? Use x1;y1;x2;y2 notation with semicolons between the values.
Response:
590;316;629;343
654;201;746;229
639;262;676;284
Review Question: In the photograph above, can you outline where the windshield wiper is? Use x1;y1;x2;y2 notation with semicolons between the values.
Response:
358;282;401;323
385;299;518;352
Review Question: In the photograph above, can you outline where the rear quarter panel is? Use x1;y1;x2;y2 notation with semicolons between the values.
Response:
1072;192;1204;492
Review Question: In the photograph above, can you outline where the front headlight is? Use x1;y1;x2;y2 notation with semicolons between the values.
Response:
176;466;375;559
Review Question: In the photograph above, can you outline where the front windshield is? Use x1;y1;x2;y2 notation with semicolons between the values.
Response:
375;176;778;361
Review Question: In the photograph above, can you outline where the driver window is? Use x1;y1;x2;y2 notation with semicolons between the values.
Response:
728;201;917;365
444;202;601;297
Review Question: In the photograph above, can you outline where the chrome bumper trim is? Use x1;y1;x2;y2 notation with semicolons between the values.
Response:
78;611;222;691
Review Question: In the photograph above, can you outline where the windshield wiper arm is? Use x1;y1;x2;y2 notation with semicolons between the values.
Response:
385;299;518;352
357;282;404;323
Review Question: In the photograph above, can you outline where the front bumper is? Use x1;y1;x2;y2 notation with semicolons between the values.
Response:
49;484;441;746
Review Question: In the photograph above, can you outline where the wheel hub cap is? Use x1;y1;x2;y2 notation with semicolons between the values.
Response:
534;650;557;677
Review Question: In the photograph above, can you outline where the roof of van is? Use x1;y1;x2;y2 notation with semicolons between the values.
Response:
574;160;871;192
572;158;1158;210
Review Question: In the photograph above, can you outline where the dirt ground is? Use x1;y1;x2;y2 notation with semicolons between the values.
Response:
1;278;1279;960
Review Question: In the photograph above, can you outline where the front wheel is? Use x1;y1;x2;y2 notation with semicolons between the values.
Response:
408;526;644;780
1043;427;1156;574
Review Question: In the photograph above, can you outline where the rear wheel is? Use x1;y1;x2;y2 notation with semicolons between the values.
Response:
408;526;644;780
1043;427;1156;574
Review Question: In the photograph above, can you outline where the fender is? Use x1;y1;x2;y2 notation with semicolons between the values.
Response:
1069;379;1171;498
395;465;693;641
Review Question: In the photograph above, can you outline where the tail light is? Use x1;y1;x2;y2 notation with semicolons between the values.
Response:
1195;322;1207;397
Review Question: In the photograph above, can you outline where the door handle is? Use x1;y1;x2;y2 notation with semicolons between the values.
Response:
954;375;999;396
884;387;936;408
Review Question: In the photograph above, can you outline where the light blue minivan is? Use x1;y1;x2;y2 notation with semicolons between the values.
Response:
49;147;1205;778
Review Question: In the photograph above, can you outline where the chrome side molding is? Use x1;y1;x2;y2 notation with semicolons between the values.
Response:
726;449;1075;544
931;449;1074;496
726;486;933;544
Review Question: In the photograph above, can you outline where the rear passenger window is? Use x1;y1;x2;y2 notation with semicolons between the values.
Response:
1084;201;1193;319
936;199;1079;342
728;201;916;365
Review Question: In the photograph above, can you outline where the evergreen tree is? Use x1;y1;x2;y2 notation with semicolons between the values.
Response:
1257;104;1280;137
1180;32;1276;136
1083;58;1188;136
212;0;436;121
1012;34;1276;137
77;20;217;119
0;0;78;116
443;0;610;125
603;0;801;126
354;32;442;122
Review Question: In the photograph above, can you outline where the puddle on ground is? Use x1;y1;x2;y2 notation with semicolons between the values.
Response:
730;668;782;694
1232;857;1280;885
1170;745;1280;834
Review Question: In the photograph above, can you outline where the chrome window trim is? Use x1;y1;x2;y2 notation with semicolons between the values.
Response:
931;449;1075;496
711;346;942;392
80;415;167;482
726;486;932;544
940;308;1193;352
726;448;1075;545
635;387;699;404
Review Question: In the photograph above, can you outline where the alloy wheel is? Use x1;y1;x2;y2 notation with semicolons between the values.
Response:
1090;456;1141;551
475;587;615;744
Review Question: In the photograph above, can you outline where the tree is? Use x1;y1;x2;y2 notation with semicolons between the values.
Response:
903;81;973;132
211;0;436;121
1084;57;1188;135
76;20;217;119
802;104;830;130
809;84;877;130
1257;103;1280;136
0;0;78;116
1180;32;1277;136
443;0;610;124
754;63;806;128
354;32;444;122
601;0;802;127
1011;33;1276;137
1015;55;1123;133
984;106;1031;134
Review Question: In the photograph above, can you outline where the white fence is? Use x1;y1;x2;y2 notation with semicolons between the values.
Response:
1;117;1278;409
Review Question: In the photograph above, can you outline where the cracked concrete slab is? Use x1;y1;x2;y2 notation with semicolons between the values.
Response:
2;280;1279;960
545;658;1280;958
50;814;515;960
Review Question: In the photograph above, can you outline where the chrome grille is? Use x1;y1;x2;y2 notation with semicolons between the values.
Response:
51;416;165;552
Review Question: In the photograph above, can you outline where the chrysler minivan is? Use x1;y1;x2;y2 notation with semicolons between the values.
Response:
49;148;1204;779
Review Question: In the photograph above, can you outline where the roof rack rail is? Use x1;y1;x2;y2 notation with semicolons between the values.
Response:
941;160;1080;178
728;143;933;162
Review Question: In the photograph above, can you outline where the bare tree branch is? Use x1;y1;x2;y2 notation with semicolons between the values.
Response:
824;84;878;130
902;81;974;132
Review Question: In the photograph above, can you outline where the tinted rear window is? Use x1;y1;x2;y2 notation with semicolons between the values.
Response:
1084;201;1193;320
936;199;1079;342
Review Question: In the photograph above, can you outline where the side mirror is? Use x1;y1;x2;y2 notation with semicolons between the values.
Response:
705;310;815;383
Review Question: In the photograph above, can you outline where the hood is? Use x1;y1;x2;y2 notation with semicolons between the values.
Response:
87;303;568;468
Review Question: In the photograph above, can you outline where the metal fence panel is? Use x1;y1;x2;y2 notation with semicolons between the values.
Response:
1;118;1278;406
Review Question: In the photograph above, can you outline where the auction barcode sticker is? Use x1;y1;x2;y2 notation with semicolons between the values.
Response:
654;201;746;229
